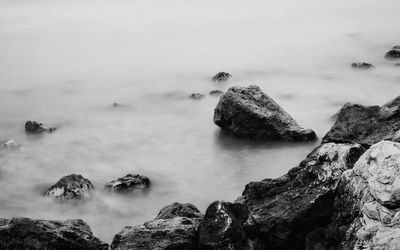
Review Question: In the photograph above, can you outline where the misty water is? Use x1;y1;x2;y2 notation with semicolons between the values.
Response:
1;0;400;243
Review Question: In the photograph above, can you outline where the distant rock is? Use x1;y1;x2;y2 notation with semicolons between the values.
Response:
385;49;400;60
25;121;56;134
112;102;120;107
1;139;19;150
155;202;203;220
322;96;400;146
46;174;94;200
351;62;374;69
0;217;108;250
209;90;224;96
105;174;150;193
214;85;317;141
189;93;205;100
212;72;232;82
393;45;400;50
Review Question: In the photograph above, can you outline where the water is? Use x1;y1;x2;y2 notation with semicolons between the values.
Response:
0;0;399;243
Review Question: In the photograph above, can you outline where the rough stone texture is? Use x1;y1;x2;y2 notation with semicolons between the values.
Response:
212;72;232;82
351;62;374;69
209;90;224;96
25;120;56;134
105;174;150;193
214;85;316;141
237;143;365;250
189;93;205;100
385;49;400;60
46;174;94;200
198;200;264;250
322;96;400;146
0;217;108;250
156;202;203;220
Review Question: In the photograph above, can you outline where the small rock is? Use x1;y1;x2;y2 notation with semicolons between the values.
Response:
385;50;400;60
351;62;374;69
1;139;19;149
112;102;120;107
209;90;224;96
105;174;150;193
155;202;203;220
212;72;232;82
25;120;56;134
189;93;205;100
46;174;94;200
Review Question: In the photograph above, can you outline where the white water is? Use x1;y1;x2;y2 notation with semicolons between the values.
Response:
0;0;399;243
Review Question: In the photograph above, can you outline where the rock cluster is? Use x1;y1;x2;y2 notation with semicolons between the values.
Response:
25;120;56;134
351;62;374;69
212;72;232;82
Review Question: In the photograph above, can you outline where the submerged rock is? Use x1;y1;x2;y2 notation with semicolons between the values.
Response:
212;72;232;82
1;139;19;149
214;85;317;141
25;120;56;134
351;62;374;69
209;90;224;96
385;49;400;60
189;93;205;100
46;174;94;200
105;174;150;193
155;202;203;220
322;96;400;146
112;102;120;107
0;217;108;250
237;143;365;249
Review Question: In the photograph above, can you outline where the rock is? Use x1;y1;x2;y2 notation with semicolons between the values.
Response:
237;143;365;250
395;63;400;67
155;202;203;220
1;139;19;149
322;96;400;146
198;200;264;250
189;93;205;100
351;62;374;69
112;102;120;107
46;174;94;200
209;90;224;96
0;217;108;250
212;72;232;82
393;45;400;50
105;174;150;193
213;85;317;141
25;120;56;134
385;50;400;60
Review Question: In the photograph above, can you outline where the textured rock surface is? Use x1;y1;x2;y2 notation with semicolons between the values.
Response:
237;143;365;249
214;85;316;141
105;174;150;193
351;62;374;69
46;174;94;200
156;202;203;220
322;96;400;146
212;72;231;82
25;120;56;134
0;217;108;250
385;49;400;60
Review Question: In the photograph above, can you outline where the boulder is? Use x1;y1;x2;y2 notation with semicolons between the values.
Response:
385;50;400;60
213;85;317;141
155;202;203;220
189;93;205;100
209;90;224;96
351;62;374;69
105;174;150;193
322;96;400;146
212;72;232;82
0;217;108;250
237;143;365;249
25;120;56;134
46;174;94;200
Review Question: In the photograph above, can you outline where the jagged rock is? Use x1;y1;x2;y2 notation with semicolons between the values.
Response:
25;121;56;134
212;72;232;82
322;96;400;146
209;90;224;96
237;143;365;250
155;202;203;220
105;174;150;193
198;200;264;250
351;62;374;69
385;49;400;60
1;139;19;149
46;174;94;200
0;217;108;250
214;85;317;141
189;93;205;100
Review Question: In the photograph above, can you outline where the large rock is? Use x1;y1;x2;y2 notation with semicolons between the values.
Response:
322;96;400;146
155;202;203;220
105;174;150;193
25;120;56;134
46;174;94;200
198;200;264;250
237;143;365;249
0;217;108;250
214;85;316;141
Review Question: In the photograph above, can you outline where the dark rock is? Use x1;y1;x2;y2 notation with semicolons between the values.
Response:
209;90;224;96
214;85;317;141
46;174;94;200
105;174;150;193
189;93;205;100
0;217;108;250
237;143;365;250
351;62;374;69
155;202;203;220
385;49;400;60
25;120;56;134
198;200;264;250
212;72;232;82
112;102;120;107
322;96;400;146
393;45;400;50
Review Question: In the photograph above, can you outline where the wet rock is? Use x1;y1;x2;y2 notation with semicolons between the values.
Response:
1;139;19;149
385;49;400;60
214;85;317;141
237;143;365;250
155;202;203;220
46;174;94;200
0;217;108;250
25;120;56;134
189;93;205;100
198;200;264;250
322;96;400;146
212;72;232;82
351;62;374;69
209;90;224;96
105;174;150;193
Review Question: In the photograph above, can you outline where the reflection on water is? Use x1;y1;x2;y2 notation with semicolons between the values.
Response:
1;0;400;243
